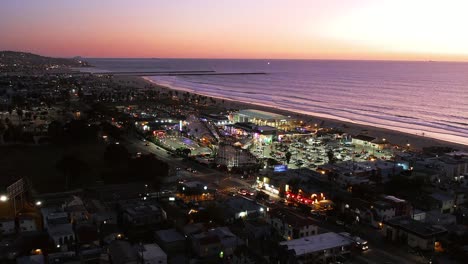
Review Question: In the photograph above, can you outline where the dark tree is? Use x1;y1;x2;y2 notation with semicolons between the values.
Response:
285;151;292;164
327;150;336;164
56;154;89;190
104;144;130;167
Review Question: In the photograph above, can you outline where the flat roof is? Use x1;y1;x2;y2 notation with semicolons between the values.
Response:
352;134;376;142
155;229;185;243
280;232;353;255
139;243;167;259
225;197;262;212
385;216;446;239
430;192;453;202
237;109;289;120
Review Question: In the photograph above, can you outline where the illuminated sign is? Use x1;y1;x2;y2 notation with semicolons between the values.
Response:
274;165;288;172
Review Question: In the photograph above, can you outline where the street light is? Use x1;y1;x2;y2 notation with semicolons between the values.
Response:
35;201;42;206
0;195;8;202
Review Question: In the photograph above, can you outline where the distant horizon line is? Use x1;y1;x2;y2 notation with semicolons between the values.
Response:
81;57;468;63
2;50;468;63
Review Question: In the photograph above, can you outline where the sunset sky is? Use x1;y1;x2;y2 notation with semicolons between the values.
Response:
1;0;468;61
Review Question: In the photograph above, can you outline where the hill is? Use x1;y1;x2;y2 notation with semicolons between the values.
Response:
0;51;90;71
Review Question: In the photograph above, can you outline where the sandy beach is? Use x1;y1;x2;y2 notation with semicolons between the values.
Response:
116;75;468;151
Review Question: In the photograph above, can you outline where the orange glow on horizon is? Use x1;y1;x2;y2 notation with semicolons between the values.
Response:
1;0;468;62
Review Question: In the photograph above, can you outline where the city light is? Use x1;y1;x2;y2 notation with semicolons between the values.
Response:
0;195;8;202
35;201;42;206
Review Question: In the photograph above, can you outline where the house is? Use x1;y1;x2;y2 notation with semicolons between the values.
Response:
84;199;117;225
181;223;205;237
382;195;412;217
136;243;167;264
119;200;166;227
18;215;38;233
108;240;138;264
223;197;265;222
154;228;186;256
48;223;75;251
191;234;221;258
425;210;457;226
0;218;15;235
267;209;317;240
16;255;45;264
370;201;396;228
41;207;74;251
40;207;68;229
244;220;272;240
231;245;268;264
430;192;455;214
191;227;244;258
279;232;353;264
437;154;468;180
382;216;447;251
63;196;89;223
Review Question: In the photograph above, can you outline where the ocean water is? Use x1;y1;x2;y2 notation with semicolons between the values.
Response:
85;59;468;146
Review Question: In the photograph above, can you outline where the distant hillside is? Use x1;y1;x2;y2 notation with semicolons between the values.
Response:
0;51;91;69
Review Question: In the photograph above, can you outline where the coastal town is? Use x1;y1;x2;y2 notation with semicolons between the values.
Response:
1;52;468;264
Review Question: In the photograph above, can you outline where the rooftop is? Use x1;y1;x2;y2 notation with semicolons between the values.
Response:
225;196;262;213
108;240;138;264
137;243;167;259
383;195;406;203
280;232;353;255
430;192;453;202
269;209;315;228
155;228;185;243
384;216;447;239
353;134;376;142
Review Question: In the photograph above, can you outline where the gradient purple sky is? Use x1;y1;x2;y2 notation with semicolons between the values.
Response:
1;0;468;60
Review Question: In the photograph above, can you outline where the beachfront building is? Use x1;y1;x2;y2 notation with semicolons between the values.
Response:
232;109;294;131
352;134;390;151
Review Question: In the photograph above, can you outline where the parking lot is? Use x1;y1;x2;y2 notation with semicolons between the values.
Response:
159;136;212;156
250;135;395;170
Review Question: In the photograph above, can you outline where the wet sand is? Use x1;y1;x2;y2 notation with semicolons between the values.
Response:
117;75;468;151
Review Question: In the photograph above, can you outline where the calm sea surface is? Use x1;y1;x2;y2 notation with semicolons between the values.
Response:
85;59;468;145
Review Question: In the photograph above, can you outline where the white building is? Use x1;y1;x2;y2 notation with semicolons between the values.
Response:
279;232;353;264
